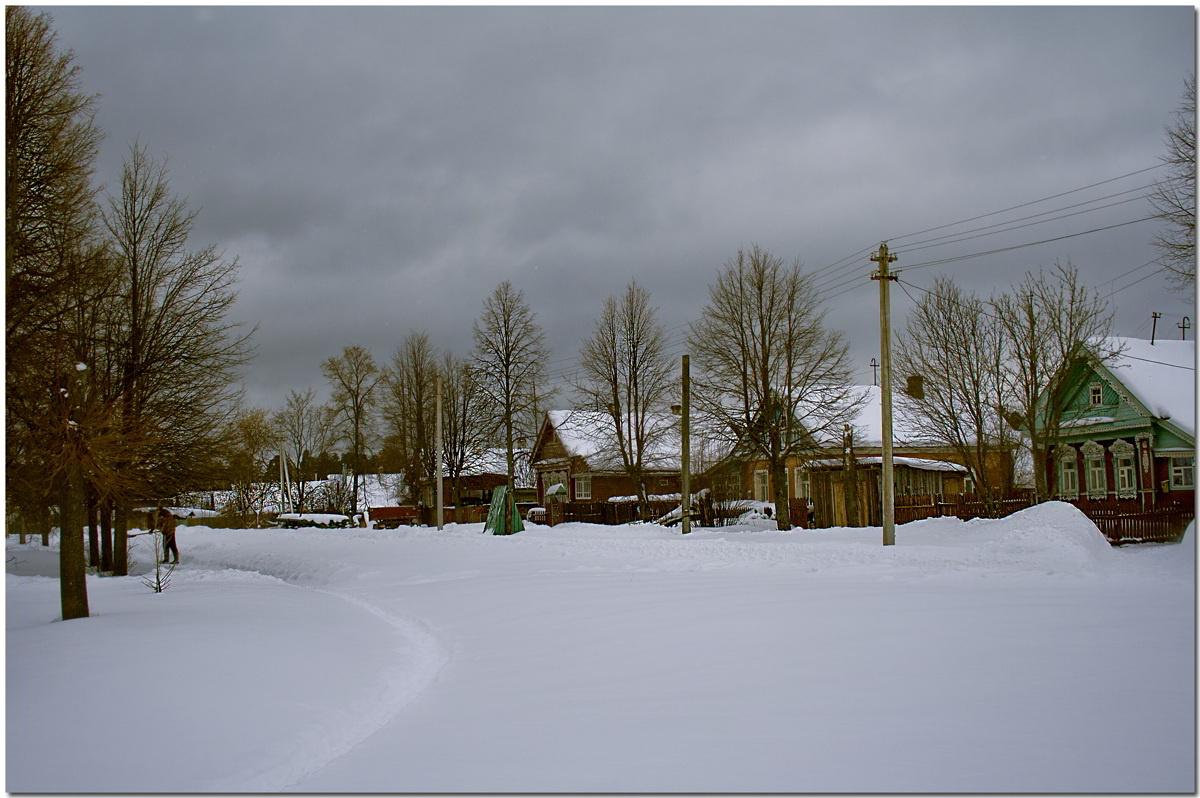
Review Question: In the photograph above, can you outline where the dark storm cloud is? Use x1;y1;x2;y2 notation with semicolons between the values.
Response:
37;5;1196;408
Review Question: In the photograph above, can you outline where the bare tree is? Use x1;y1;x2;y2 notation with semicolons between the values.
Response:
379;332;439;504
1149;74;1195;295
102;141;252;574
322;345;379;516
894;276;1015;507
441;351;492;510
472;281;551;489
271;389;334;512
688;246;859;530
992;261;1114;501
576;280;676;518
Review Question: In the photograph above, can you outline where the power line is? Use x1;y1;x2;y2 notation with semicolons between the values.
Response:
899;216;1157;273
885;163;1165;244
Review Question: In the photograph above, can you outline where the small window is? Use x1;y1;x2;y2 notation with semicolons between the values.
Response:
1089;383;1103;406
793;467;809;500
1116;456;1137;494
574;474;592;500
1170;457;1194;490
1060;458;1078;497
753;470;769;502
1086;457;1106;498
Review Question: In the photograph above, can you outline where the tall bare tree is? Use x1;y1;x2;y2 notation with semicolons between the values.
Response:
688;246;859;530
102;142;252;574
1149;74;1195;295
322;345;379;516
271;389;335;512
576;280;676;517
992;261;1114;501
379;332;439;504
472;281;551;489
894;276;1015;507
440;351;492;510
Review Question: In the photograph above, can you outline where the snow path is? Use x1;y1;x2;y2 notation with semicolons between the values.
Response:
168;532;454;792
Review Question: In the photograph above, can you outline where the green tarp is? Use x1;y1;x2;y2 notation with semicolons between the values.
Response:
484;485;524;535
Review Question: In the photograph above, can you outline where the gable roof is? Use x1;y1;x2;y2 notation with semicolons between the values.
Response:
538;409;682;472
1090;337;1195;439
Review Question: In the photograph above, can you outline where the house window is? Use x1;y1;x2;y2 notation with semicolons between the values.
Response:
1060;458;1079;498
574;474;592;500
1088;383;1104;406
793;467;809;500
963;472;975;496
1115;456;1137;495
753;469;769;502
1086;457;1106;498
1170;456;1195;490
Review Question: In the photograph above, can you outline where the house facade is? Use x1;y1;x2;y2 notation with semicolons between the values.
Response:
1045;337;1194;507
529;410;682;506
728;385;1009;526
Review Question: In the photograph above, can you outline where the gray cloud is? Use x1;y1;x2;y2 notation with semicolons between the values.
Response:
38;5;1196;409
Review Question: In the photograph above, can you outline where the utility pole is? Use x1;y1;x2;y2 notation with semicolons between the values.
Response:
436;375;444;530
1179;316;1190;340
1151;312;1162;345
681;354;691;535
870;242;898;546
869;357;879;387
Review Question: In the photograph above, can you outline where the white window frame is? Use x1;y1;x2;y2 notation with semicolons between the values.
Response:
574;474;592;501
1170;456;1195;490
1088;382;1104;407
793;467;809;500
1086;457;1107;498
1060;456;1079;498
753;469;769;502
1115;456;1137;495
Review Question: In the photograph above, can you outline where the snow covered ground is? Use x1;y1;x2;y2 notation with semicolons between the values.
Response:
6;502;1195;793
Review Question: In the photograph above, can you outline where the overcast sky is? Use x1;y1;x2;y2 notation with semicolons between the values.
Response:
38;5;1196;411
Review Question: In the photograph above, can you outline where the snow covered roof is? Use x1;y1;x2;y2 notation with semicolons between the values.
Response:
544;409;682;471
1094;337;1195;438
806;455;968;472
845;385;927;448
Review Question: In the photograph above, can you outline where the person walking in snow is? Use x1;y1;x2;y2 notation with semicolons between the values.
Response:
156;507;179;564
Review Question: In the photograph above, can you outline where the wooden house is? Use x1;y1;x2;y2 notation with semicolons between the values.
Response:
1041;337;1194;507
529;410;682;506
729;385;1003;527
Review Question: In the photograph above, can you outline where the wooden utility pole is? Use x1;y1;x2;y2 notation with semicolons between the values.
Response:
870;242;898;546
1179;316;1190;340
436;375;444;530
681;354;691;535
1151;312;1162;344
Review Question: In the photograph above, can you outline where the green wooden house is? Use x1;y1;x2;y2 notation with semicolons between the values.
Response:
1042;337;1194;507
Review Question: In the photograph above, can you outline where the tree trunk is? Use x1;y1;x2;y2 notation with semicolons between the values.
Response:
771;459;792;531
58;467;89;620
112;505;129;576
85;486;99;568
100;497;113;572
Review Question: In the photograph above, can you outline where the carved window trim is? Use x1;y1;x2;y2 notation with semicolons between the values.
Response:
1088;382;1104;407
1080;440;1106;498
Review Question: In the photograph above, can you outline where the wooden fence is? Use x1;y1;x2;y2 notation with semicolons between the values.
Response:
561;500;678;526
893;492;1193;546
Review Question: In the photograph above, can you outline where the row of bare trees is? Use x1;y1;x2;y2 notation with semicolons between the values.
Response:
7;8;252;619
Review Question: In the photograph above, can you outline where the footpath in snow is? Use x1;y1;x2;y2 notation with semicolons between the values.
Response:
6;502;1195;793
